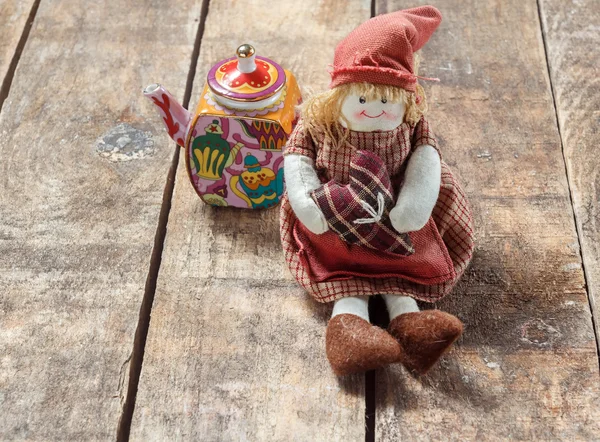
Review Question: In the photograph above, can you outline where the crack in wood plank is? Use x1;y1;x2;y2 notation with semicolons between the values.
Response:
0;0;40;113
115;2;211;440
537;0;600;371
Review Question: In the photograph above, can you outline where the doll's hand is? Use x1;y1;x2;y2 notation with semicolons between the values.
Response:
294;196;329;234
390;144;441;233
389;204;428;233
284;154;329;235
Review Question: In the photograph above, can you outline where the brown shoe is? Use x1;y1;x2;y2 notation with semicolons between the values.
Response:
326;314;402;376
388;310;463;375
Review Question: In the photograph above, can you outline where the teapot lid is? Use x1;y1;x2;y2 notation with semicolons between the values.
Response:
207;44;286;102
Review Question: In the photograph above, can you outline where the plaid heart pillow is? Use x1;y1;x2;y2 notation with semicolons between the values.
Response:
311;150;414;255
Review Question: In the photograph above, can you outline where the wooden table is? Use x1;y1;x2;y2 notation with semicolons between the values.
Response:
1;0;599;440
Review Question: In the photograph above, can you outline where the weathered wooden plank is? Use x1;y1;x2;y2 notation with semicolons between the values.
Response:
375;0;600;440
539;0;600;356
0;0;202;439
130;0;371;440
0;0;36;87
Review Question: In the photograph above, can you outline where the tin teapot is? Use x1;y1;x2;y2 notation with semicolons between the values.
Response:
144;44;301;208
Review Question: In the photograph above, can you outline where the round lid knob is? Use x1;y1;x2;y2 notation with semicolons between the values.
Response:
207;44;286;103
236;44;257;74
236;44;255;58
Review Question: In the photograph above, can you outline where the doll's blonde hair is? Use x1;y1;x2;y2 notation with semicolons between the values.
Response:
301;53;428;149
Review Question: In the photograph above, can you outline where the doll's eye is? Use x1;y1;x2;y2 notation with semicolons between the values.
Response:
381;97;388;104
359;96;366;104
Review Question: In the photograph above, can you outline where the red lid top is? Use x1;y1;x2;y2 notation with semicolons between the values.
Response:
207;44;286;102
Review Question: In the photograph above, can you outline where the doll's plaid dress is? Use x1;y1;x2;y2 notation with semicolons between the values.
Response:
280;117;474;303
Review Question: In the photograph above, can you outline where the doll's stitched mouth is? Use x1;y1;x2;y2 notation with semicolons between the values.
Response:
360;110;386;119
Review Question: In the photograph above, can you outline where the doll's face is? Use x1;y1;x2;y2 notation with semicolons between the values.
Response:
340;93;405;132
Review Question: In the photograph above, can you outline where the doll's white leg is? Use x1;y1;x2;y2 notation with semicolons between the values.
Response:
331;295;369;322
382;294;419;320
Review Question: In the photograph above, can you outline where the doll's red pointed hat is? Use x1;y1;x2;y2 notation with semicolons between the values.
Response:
329;6;442;92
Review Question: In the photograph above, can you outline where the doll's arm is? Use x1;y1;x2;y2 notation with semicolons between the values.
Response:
284;154;329;234
390;144;441;233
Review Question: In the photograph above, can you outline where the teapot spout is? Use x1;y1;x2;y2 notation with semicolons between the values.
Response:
143;83;191;147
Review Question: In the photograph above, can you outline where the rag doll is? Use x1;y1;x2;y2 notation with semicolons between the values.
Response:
280;6;475;376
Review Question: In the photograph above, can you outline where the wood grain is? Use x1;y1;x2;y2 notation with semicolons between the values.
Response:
0;0;36;85
0;0;202;439
539;0;600;355
130;0;371;440
375;0;600;440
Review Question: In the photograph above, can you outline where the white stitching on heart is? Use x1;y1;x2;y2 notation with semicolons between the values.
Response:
353;192;385;225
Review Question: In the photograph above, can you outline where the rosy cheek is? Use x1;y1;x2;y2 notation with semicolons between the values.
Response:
352;110;365;120
383;112;399;121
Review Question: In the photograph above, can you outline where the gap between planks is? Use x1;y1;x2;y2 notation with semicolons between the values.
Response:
115;1;211;440
366;295;391;442
364;4;377;442
535;0;600;369
0;0;41;113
